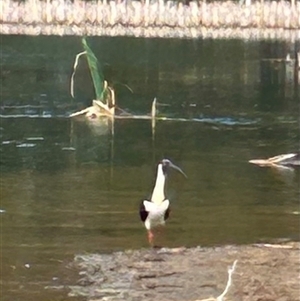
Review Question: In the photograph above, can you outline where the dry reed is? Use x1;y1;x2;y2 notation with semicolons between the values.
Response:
1;0;300;39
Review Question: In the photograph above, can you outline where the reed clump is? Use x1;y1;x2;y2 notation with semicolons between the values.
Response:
1;0;299;39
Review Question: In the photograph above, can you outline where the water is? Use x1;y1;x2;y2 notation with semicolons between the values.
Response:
0;36;299;301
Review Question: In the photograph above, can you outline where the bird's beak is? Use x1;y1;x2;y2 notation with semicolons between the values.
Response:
169;162;187;178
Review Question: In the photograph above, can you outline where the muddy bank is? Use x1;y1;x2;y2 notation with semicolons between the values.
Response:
68;242;299;301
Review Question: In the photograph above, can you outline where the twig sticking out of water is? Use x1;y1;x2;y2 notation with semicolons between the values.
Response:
70;51;87;98
151;98;157;137
195;260;238;301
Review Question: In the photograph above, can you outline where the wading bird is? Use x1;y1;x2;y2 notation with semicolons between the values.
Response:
249;153;300;168
139;159;187;245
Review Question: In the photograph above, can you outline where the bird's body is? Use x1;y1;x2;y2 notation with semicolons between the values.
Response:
139;159;186;245
140;199;170;229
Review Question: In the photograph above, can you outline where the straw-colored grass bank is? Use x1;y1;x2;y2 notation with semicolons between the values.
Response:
1;0;300;40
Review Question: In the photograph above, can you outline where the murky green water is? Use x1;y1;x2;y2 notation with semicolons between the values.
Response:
1;36;299;301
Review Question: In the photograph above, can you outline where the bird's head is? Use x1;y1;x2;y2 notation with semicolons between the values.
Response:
160;159;187;178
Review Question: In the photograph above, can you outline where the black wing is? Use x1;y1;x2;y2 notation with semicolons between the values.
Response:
164;206;170;221
139;200;149;222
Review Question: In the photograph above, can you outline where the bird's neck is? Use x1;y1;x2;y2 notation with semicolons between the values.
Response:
151;164;166;205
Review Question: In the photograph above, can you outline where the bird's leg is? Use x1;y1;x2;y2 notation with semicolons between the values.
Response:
154;225;165;247
147;230;154;245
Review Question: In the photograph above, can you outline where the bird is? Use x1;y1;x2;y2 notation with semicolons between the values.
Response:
139;159;187;245
249;153;300;168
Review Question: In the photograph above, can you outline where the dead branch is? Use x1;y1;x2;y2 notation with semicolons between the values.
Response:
70;51;86;98
195;260;238;301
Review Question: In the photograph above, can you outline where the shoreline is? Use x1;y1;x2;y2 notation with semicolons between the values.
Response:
1;23;300;41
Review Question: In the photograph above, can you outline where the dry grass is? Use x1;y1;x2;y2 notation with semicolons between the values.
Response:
1;0;300;38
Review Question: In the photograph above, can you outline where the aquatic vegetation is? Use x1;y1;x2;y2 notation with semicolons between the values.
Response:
69;38;261;133
70;37;116;118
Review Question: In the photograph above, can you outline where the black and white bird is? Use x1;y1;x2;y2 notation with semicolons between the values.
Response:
139;159;187;245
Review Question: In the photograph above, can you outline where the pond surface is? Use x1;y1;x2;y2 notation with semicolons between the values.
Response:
0;36;299;301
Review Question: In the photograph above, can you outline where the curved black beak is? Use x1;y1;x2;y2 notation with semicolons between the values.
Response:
162;159;187;178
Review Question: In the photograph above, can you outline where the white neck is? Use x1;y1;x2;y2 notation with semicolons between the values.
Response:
151;164;166;204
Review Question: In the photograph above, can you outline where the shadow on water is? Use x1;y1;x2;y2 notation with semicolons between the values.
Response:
0;36;299;301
